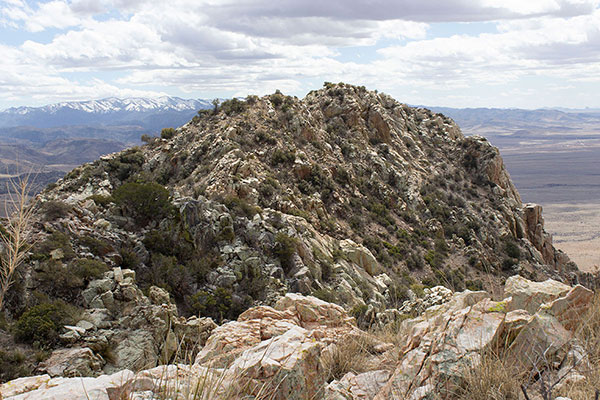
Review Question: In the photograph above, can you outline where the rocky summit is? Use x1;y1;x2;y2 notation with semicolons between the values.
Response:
0;83;597;398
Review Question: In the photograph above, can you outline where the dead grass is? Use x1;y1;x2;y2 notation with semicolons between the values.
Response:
455;292;600;400
554;292;600;399
454;351;524;400
320;328;397;384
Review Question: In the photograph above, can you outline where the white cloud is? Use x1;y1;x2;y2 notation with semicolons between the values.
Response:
24;0;87;32
0;0;599;108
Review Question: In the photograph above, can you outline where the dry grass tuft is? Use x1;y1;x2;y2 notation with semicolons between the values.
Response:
454;350;524;400
321;332;387;383
555;292;600;399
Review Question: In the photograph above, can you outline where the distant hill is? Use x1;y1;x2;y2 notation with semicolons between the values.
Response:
425;106;600;136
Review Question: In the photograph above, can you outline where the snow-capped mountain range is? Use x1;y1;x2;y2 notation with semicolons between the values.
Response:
0;96;213;130
3;96;212;115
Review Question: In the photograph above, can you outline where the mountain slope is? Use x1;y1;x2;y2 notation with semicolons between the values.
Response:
1;83;587;379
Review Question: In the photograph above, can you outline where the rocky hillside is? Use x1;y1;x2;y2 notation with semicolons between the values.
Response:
0;83;591;383
1;275;596;399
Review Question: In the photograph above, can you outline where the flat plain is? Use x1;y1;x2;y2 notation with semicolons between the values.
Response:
443;108;600;272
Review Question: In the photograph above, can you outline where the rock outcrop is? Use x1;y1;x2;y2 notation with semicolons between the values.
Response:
2;277;594;399
44;267;216;375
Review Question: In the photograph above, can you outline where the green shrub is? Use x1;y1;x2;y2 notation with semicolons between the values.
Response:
71;258;109;281
187;287;249;322
0;349;32;382
504;240;521;259
273;233;297;272
143;229;177;256
35;258;107;302
87;194;113;207
141;134;155;143
502;257;518;271
107;148;144;181
32;231;75;261
119;246;140;270
269;91;284;107
113;182;172;225
350;304;370;329
223;195;260;219
258;177;280;199
15;302;73;347
312;288;337;303
146;254;191;301
220;98;247;115
410;283;425;298
161;127;176;139
270;148;295;165
41;200;71;221
78;235;113;257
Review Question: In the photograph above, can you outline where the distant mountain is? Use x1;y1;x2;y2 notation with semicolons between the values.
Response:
424;106;600;133
0;97;215;187
0;96;213;130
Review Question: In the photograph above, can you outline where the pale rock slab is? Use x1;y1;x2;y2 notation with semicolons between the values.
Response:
505;275;571;314
538;284;594;331
40;348;103;378
4;370;133;400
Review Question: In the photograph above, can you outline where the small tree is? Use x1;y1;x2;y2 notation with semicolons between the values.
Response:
0;174;36;311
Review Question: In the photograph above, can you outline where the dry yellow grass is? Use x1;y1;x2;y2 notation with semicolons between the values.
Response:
554;293;600;399
454;351;524;400
456;292;600;400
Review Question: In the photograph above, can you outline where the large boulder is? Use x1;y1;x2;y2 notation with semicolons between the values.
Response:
377;296;505;399
339;240;382;277
539;284;593;331
39;348;103;378
226;326;325;400
1;370;133;400
195;294;355;368
505;275;571;314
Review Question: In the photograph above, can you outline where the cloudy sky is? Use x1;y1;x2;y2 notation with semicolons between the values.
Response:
1;0;600;110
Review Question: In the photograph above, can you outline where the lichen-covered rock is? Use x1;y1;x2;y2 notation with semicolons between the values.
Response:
0;375;51;398
539;284;593;331
195;293;355;368
508;313;572;370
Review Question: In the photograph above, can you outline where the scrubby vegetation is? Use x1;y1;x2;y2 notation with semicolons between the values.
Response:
113;182;172;225
161;127;176;140
15;301;76;348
